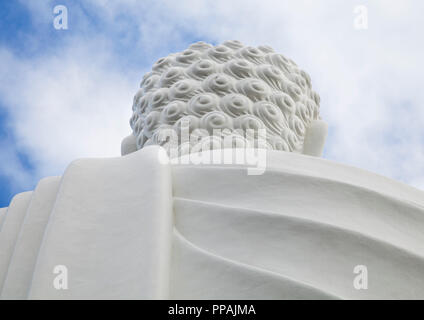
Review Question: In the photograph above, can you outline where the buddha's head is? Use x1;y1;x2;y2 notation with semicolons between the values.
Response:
122;40;327;157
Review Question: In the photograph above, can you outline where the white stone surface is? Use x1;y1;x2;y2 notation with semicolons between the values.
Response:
171;228;338;299
302;119;328;156
0;208;7;232
28;146;173;299
0;147;423;299
0;192;33;292
1;177;61;299
170;149;424;299
121;134;137;156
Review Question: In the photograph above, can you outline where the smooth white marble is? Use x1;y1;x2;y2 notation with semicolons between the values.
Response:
170;149;424;299
0;147;423;299
0;208;7;232
28;146;173;299
0;192;33;292
1;177;61;299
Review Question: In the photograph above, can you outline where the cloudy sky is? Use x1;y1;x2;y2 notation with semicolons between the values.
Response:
0;0;423;207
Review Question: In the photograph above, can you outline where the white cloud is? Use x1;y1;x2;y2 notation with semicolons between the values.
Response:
0;0;423;191
0;139;34;193
0;39;137;178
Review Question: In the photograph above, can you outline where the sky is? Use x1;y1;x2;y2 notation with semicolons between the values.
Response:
0;0;423;207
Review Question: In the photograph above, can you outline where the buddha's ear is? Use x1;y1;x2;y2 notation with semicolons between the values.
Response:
121;134;137;156
302;119;328;157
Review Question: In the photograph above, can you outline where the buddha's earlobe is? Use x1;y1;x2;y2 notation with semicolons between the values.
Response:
302;119;328;157
121;134;137;156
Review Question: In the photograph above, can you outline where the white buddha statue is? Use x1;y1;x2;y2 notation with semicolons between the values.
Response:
1;41;424;300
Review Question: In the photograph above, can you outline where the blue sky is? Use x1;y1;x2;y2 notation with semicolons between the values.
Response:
0;0;423;207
